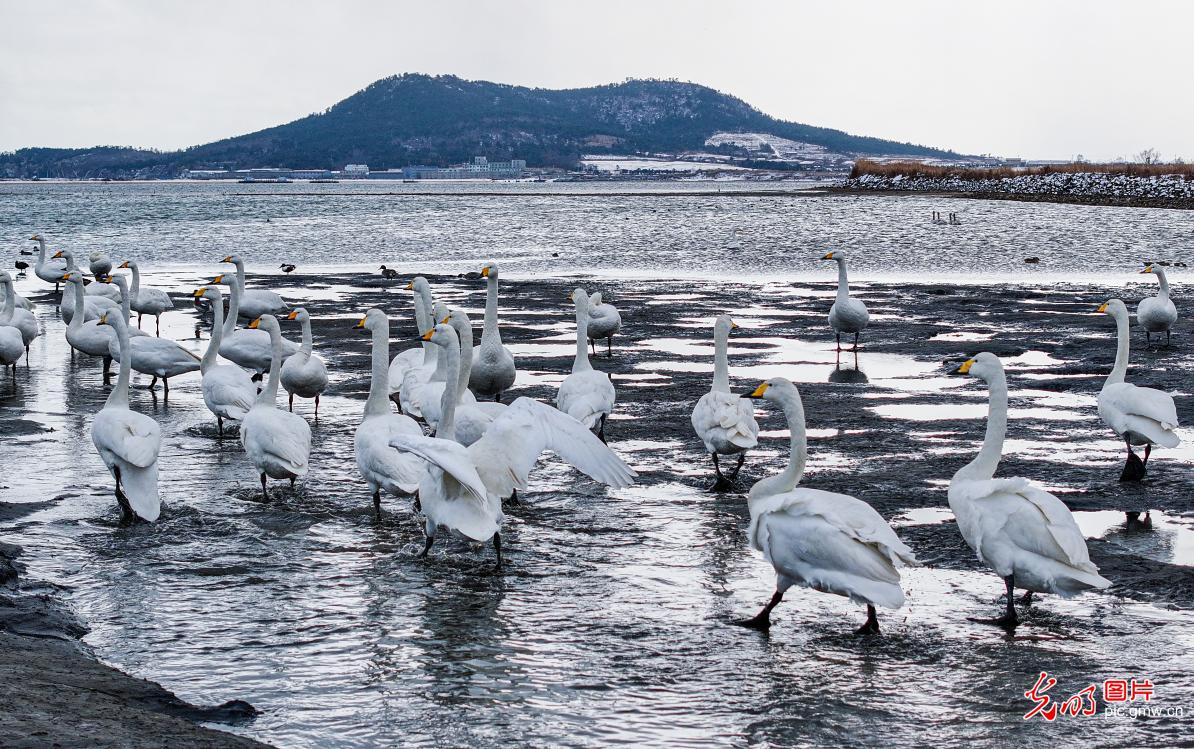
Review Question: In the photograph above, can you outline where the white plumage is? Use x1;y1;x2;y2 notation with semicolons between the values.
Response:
585;291;622;355
0;272;38;354
106;275;199;392
240;315;311;497
468;262;516;400
557;288;616;439
821;249;870;349
212;273;298;375
280;308;329;414
400;300;451;418
734;377;914;633
119;259;174;335
949;352;1109;627
31;235;70;290
691;315;758;483
1136;265;1178;346
91;312;162;522
388;276;437;407
194;285;256;435
220;254;288;319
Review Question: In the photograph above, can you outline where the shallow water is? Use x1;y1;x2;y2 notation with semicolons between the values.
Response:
2;187;1194;747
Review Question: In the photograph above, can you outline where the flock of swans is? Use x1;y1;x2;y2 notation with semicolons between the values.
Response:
0;234;1183;633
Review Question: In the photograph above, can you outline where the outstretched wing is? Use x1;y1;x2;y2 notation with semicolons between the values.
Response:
388;433;488;505
467;397;636;498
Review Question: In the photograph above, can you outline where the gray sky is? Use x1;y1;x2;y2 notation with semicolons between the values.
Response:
1;0;1188;160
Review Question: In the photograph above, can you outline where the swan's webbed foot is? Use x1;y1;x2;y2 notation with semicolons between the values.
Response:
259;473;269;501
968;575;1019;630
492;531;503;572
734;589;783;631
372;489;382;519
855;605;880;635
1020;590;1035;605
418;533;435;558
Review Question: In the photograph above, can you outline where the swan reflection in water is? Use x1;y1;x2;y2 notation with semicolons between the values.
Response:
828;349;869;385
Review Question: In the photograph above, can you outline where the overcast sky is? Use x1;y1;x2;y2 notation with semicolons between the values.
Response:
1;0;1188;160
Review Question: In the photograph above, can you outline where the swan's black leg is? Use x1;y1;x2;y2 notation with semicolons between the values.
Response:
315;394;320;418
419;529;435;558
1146;331;1152;348
853;332;860;351
103;355;112;383
835;332;841;351
260;473;268;501
1166;330;1171;347
1143;443;1152;465
373;489;381;519
289;476;296;489
730;453;745;480
288;392;293;412
113;466;134;521
137;312;143;330
505;488;521;506
734;588;784;630
598;414;607;444
492;532;503;572
147;375;158;391
390;393;404;413
968;574;1019;629
855;604;880;635
710;454;732;491
155;316;160;337
163;377;169;397
1120;439;1146;481
217;416;224;436
607;336;612;357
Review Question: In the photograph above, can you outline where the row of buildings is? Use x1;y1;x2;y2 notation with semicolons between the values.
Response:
187;157;527;181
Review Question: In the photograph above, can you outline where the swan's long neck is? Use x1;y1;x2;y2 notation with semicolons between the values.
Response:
1107;311;1130;385
258;324;282;406
107;316;132;409
436;339;461;440
712;324;730;393
573;303;592;373
456;320;474;398
956;370;1008;480
430;335;450;382
0;279;13;324
835;258;850;301
482;274;502;344
416;287;435;362
1155;269;1171;300
234;259;247;293
129;264;141;298
36;239;48;267
201;292;224;373
68;280;85;331
749;390;807;503
117;279;132;321
299;316;313;357
223;282;241;336
365;322;391;417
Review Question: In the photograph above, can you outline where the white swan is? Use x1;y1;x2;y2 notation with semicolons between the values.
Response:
63;273;118;381
388;276;437;410
56;250;119;325
586;291;623;356
1097;298;1180;480
447;309;507;446
691;315;758;487
280;308;329;415
820;249;869;350
119;259;174;335
421;310;482;432
354;308;425;516
106;275;200;394
241;314;311;499
400;300;450;417
557;288;616;441
211;273;298;377
54;250;121;303
0;278;23;374
469;262;517;400
1137;265;1177;347
950;353;1110;628
194;285;256;436
734;377;916;633
31;234;69;292
89;251;113;280
219;254;288;319
91;311;162;522
0;271;39;355
388;323;636;569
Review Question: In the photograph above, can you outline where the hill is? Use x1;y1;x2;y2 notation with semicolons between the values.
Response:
0;74;959;178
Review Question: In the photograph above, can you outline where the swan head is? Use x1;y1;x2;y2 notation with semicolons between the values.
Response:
0;271;10;284
30;234;42;242
248;314;278;332
481;262;498;279
209;274;232;286
422;322;458;349
61;272;76;283
447;309;472;339
357;307;387;332
118;260;132;269
194;285;220;303
745;377;798;403
569;287;589;306
52;250;64;259
220;255;239;264
432;301;450;324
105;274;128;291
1097;298;1128;319
714;314;739;334
821;249;846;262
589;292;603;307
953;352;1003;382
285;308;310;324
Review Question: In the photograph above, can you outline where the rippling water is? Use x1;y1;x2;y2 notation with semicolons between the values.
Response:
3;180;1192;278
2;183;1193;747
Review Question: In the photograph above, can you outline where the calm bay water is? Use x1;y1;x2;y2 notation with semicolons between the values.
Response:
2;182;1192;748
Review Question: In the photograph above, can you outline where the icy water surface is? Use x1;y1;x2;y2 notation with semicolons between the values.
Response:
2;180;1193;278
2;262;1193;747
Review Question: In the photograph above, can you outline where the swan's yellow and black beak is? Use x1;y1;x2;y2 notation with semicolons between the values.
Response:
118;261;130;269
730;321;739;330
420;328;435;342
954;358;975;375
404;281;414;290
248;317;261;329
193;288;207;299
1140;266;1154;274
101;275;113;283
52;250;64;259
821;251;835;260
440;314;450;323
221;255;233;263
354;316;367;330
746;382;769;399
98;313;108;325
1097;302;1109;313
286;310;298;320
30;234;39;241
481;266;491;278
61;272;72;281
210;274;224;284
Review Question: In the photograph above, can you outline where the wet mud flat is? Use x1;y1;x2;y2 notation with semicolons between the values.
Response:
2;268;1193;747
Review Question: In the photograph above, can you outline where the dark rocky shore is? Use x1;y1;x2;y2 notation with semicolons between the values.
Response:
0;502;269;748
